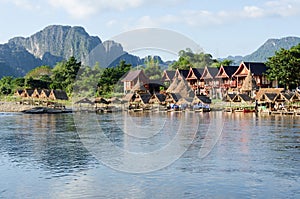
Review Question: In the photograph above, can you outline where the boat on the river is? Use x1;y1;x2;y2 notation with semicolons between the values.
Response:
22;107;72;114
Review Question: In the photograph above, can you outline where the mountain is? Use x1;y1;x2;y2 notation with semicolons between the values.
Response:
224;36;300;64
0;25;145;78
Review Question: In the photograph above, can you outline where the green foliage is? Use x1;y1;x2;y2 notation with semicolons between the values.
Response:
170;48;217;70
51;56;81;95
212;59;234;67
0;76;13;95
97;60;131;96
25;65;52;79
143;56;163;80
74;63;103;97
266;43;300;89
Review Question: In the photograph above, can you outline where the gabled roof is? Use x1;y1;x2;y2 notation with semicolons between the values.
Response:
235;94;252;102
255;88;284;100
162;70;176;81
134;93;151;104
193;95;212;104
166;75;180;93
165;93;181;103
215;65;238;79
121;70;149;83
223;93;237;102
149;93;166;104
186;67;205;80
201;67;219;80
173;78;194;98
50;90;69;100
174;69;189;80
233;61;268;77
131;77;147;92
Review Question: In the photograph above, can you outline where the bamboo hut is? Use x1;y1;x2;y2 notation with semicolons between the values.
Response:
40;89;51;99
31;89;43;99
166;75;180;93
223;93;237;102
165;93;181;104
149;93;166;104
192;95;212;104
233;94;252;103
48;90;69;100
133;93;151;105
173;78;195;98
20;89;34;98
14;89;23;97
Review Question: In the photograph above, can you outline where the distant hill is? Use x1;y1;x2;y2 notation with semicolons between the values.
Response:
0;25;151;78
224;36;300;64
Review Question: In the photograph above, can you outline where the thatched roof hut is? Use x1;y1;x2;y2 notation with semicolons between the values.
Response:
165;93;181;104
192;95;212;104
149;93;166;104
254;88;284;101
94;97;109;104
40;89;51;99
20;89;34;98
241;68;256;92
173;78;194;98
133;93;151;105
176;97;193;106
49;90;69;100
223;93;237;102
32;89;43;99
233;94;252;103
75;98;94;105
14;89;23;97
166;75;180;93
123;93;135;102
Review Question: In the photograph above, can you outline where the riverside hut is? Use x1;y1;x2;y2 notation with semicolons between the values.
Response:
14;89;23;97
186;67;204;91
162;70;176;86
49;90;68;100
20;89;34;98
192;95;212;104
31;89;43;99
121;70;149;94
165;93;181;104
39;89;51;99
149;93;166;104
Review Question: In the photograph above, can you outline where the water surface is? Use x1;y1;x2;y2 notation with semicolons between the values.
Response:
0;112;299;198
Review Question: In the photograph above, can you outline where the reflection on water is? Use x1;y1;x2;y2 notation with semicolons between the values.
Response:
0;112;299;198
0;113;96;177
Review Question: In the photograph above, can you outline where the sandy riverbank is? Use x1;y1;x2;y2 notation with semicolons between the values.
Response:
0;101;39;112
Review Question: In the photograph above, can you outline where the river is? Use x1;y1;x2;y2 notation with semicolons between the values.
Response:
0;111;299;198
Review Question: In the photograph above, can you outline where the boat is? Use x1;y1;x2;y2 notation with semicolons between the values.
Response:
22;107;72;114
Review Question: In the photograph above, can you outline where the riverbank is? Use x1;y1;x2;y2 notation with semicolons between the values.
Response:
0;101;34;112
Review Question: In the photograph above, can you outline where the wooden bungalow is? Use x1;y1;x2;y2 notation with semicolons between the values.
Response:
174;69;190;80
121;70;149;94
149;93;166;104
166;75;180;93
192;95;212;105
186;67;205;92
223;93;237;102
20;89;34;98
232;62;271;90
49;90;69;101
199;66;219;98
14;89;23;97
232;94;252;103
165;93;181;104
173;78;195;98
215;65;238;99
215;65;238;89
161;70;176;86
31;89;43;99
132;93;151;105
39;89;51;100
254;88;284;102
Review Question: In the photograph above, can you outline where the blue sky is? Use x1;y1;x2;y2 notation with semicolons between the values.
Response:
0;0;299;60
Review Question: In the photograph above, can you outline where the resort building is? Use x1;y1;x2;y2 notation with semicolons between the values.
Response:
121;70;149;94
186;67;205;94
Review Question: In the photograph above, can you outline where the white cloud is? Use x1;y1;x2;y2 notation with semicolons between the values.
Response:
48;0;144;18
1;0;41;10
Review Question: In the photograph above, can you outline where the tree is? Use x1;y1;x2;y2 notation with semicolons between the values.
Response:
143;56;162;79
266;44;300;90
97;60;131;96
170;49;217;70
51;56;81;95
212;59;234;67
73;63;103;97
25;65;52;79
0;76;13;95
